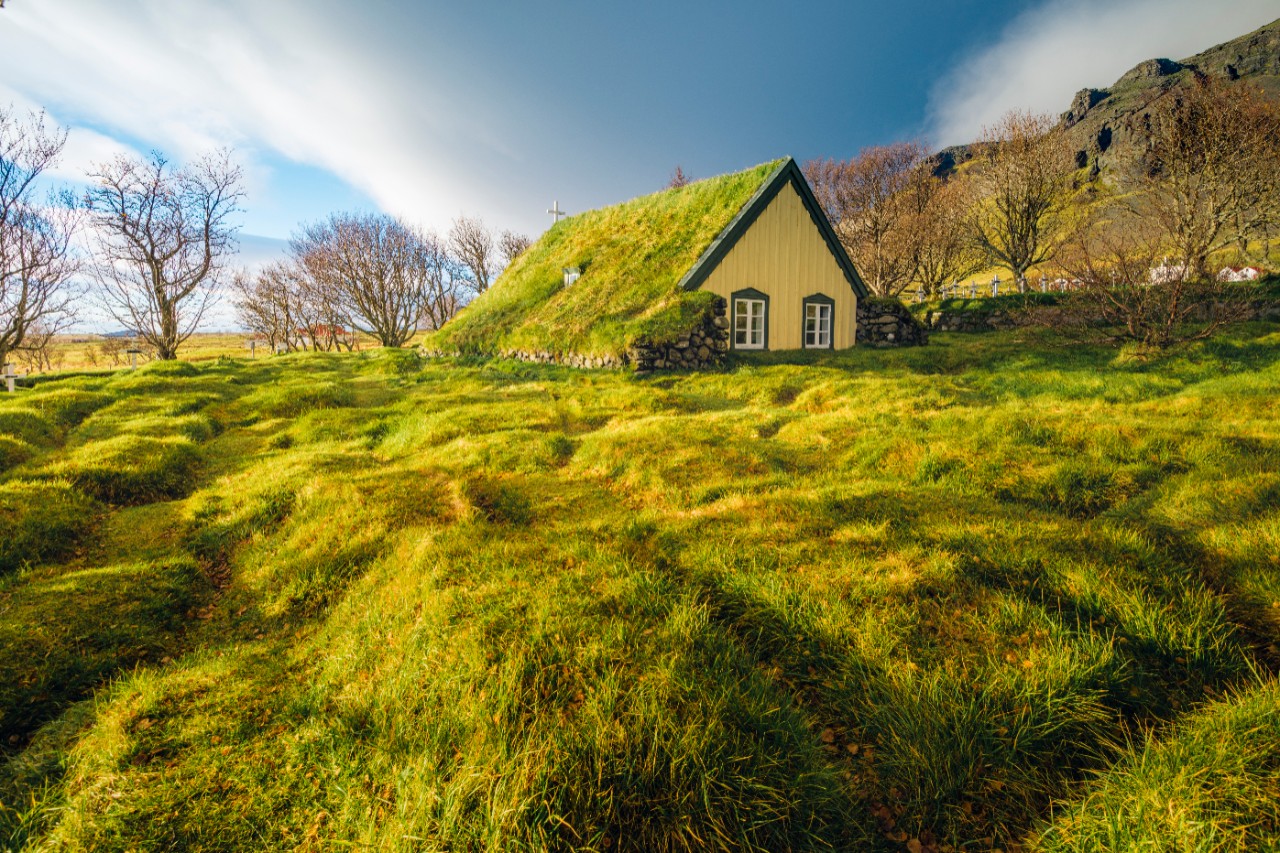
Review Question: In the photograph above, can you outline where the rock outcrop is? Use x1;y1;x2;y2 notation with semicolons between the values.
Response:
936;18;1280;186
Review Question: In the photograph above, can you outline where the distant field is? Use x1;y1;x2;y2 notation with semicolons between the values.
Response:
2;326;1279;851
29;332;403;375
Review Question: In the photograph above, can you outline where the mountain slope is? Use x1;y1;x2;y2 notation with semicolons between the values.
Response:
934;17;1280;182
1061;17;1280;183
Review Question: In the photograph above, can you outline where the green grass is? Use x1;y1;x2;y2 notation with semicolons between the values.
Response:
1;326;1279;850
0;480;98;575
1035;679;1280;852
428;159;784;359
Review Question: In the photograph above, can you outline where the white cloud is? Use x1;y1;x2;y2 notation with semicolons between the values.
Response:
0;0;528;234
928;0;1280;146
48;128;141;182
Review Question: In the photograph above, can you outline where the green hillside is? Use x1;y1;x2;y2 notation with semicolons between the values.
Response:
428;160;785;360
2;327;1280;851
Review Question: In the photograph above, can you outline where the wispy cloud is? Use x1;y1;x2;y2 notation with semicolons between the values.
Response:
927;0;1280;146
0;0;529;234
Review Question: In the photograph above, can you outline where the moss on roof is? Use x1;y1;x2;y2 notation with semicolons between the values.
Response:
428;159;787;358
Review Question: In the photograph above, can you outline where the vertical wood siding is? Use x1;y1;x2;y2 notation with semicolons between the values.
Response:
697;181;857;350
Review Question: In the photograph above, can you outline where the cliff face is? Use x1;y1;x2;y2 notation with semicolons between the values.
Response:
1059;18;1280;185
935;18;1280;183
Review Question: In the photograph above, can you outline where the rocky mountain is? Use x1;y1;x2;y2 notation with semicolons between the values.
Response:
1063;17;1280;183
935;17;1280;183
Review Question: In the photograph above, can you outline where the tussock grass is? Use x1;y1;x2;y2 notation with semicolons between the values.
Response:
0;408;55;448
0;480;98;575
2;326;1280;850
0;435;34;473
41;434;201;505
1034;680;1280;852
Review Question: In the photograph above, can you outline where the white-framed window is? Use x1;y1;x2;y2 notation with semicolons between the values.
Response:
734;296;766;349
804;302;832;348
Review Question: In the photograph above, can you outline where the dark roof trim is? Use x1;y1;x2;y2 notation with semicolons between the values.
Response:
677;157;869;299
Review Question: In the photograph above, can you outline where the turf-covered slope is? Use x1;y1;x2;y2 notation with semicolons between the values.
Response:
429;159;786;359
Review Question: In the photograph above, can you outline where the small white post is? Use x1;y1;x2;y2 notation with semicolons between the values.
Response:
991;274;1000;298
127;349;139;370
3;362;15;394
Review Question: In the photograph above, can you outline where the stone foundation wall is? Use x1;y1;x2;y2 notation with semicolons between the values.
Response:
629;299;729;373
856;299;929;347
422;299;730;372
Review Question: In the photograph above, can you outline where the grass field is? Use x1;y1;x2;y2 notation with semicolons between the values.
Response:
1;325;1278;851
21;333;393;376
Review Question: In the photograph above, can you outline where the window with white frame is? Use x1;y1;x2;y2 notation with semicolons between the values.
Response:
804;301;832;348
733;296;766;349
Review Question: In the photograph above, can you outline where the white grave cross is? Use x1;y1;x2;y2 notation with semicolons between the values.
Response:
548;200;567;226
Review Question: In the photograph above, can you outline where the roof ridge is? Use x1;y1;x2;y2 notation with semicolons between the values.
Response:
676;157;868;299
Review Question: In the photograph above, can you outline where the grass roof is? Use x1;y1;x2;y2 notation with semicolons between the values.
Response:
428;159;787;358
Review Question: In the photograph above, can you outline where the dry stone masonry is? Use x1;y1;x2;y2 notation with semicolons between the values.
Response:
421;300;730;373
856;299;929;347
629;299;729;373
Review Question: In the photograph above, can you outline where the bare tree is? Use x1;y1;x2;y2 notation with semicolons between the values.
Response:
233;263;299;353
805;143;928;297
87;149;243;360
1138;76;1280;279
448;215;496;293
968;111;1076;282
0;107;82;369
296;212;440;348
415;230;468;331
14;322;63;372
905;168;983;297
668;166;690;189
1050;207;1248;351
498;230;532;267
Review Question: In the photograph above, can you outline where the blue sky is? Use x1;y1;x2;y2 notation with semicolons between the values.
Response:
2;0;1278;270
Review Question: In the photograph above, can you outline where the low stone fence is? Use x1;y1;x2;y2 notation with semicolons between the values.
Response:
856;299;929;347
923;309;1017;333
921;296;1280;333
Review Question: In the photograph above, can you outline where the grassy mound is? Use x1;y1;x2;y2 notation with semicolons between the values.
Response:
429;160;784;358
19;389;112;429
0;435;34;473
44;435;200;505
1035;680;1280;851
0;407;55;448
0;552;210;748
0;480;98;574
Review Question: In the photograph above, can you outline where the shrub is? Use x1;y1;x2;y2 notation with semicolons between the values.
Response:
0;480;98;574
45;435;200;505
